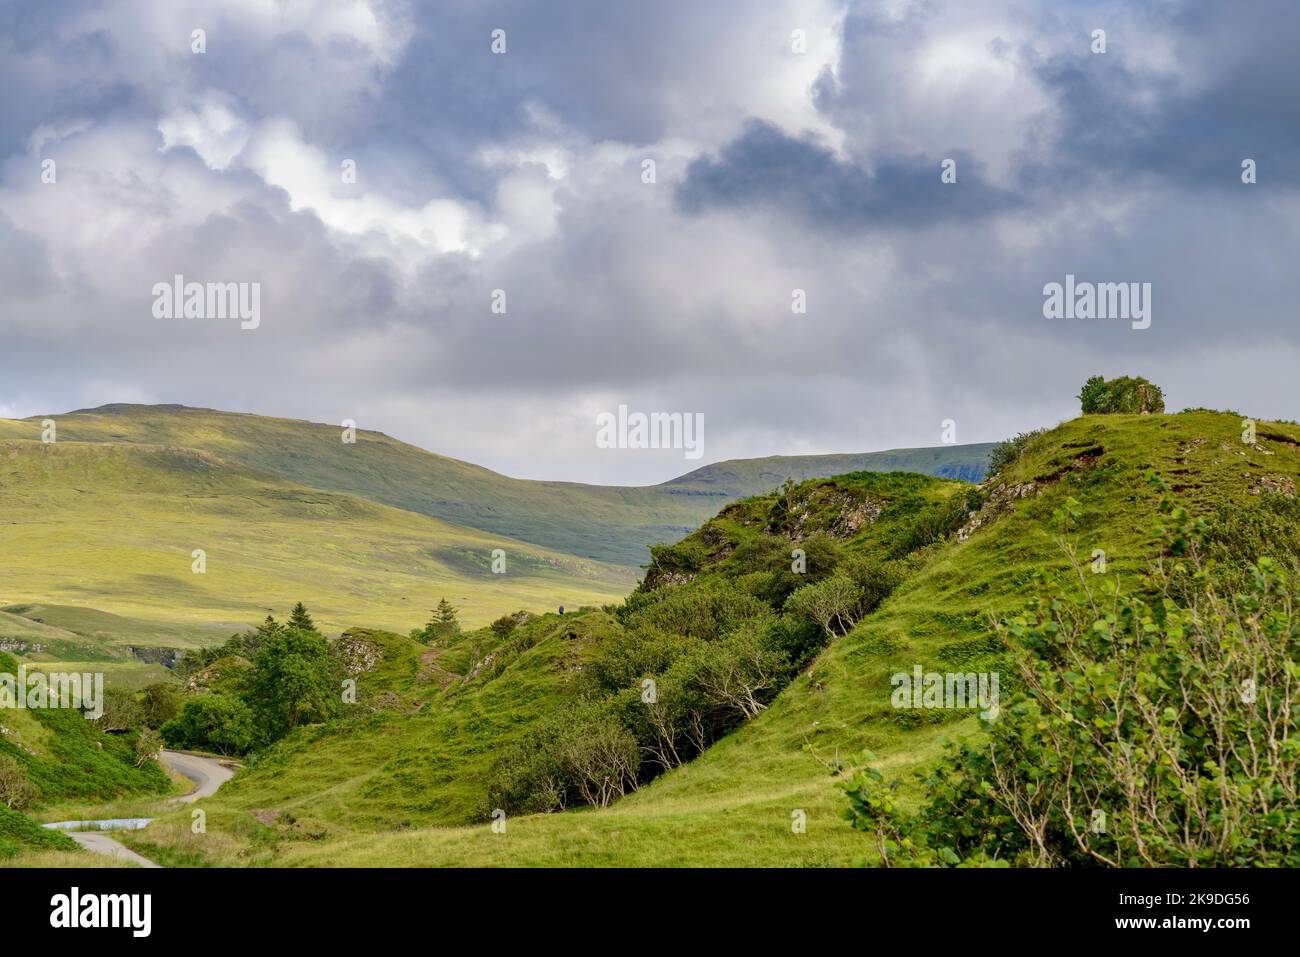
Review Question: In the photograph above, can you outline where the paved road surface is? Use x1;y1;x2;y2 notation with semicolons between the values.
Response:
45;751;237;867
161;749;236;803
64;831;162;868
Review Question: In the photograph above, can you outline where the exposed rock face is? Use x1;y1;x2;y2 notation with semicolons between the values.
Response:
336;632;382;676
768;483;884;540
957;482;1039;543
465;653;496;681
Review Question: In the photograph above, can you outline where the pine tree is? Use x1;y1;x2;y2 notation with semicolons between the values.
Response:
288;601;317;632
434;598;459;630
417;598;460;643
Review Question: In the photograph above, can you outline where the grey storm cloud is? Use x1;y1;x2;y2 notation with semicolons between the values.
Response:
675;120;1020;228
1;0;1298;483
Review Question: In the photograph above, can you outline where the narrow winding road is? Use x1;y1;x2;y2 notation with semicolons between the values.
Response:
159;749;236;803
49;750;236;867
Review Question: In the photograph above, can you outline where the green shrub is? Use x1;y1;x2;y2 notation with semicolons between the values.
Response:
141;682;181;728
0;806;78;859
0;755;36;810
887;488;981;557
486;700;639;814
844;505;1300;867
1078;374;1165;414
162;694;258;756
986;429;1046;477
489;614;518;640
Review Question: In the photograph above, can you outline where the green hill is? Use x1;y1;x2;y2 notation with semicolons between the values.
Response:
115;408;1300;866
0;439;635;646
0;405;992;566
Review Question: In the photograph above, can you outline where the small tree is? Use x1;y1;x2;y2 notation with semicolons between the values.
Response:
288;602;317;633
785;574;864;637
135;727;162;767
95;687;143;732
418;599;461;644
490;614;518;640
0;755;36;810
162;694;258;756
141;682;181;728
247;628;342;740
1078;374;1165;414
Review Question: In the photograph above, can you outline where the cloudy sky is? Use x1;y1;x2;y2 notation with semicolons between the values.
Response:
2;0;1298;485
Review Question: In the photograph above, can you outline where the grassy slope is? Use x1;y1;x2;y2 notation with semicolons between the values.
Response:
124;470;970;864
124;410;1300;866
0;405;991;566
0;439;634;646
0;647;173;860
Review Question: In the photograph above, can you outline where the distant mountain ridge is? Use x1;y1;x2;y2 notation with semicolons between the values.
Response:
1;404;993;565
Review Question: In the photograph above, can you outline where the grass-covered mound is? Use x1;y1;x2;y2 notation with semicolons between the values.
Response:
0;806;78;860
121;409;1300;866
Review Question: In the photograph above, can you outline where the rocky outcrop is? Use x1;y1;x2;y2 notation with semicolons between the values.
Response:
957;482;1039;543
335;631;382;676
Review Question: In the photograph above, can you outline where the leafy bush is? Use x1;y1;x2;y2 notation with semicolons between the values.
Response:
887;488;982;557
95;687;143;732
986;429;1046;477
141;682;181;728
0;806;77;859
162;694;258;756
785;556;902;638
1202;493;1300;566
726;532;843;605
843;499;1300;867
0;755;36;810
622;580;771;642
486;701;639;814
247;627;343;740
1078;374;1165;414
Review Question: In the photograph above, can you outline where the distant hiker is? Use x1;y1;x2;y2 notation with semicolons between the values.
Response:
558;606;565;615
